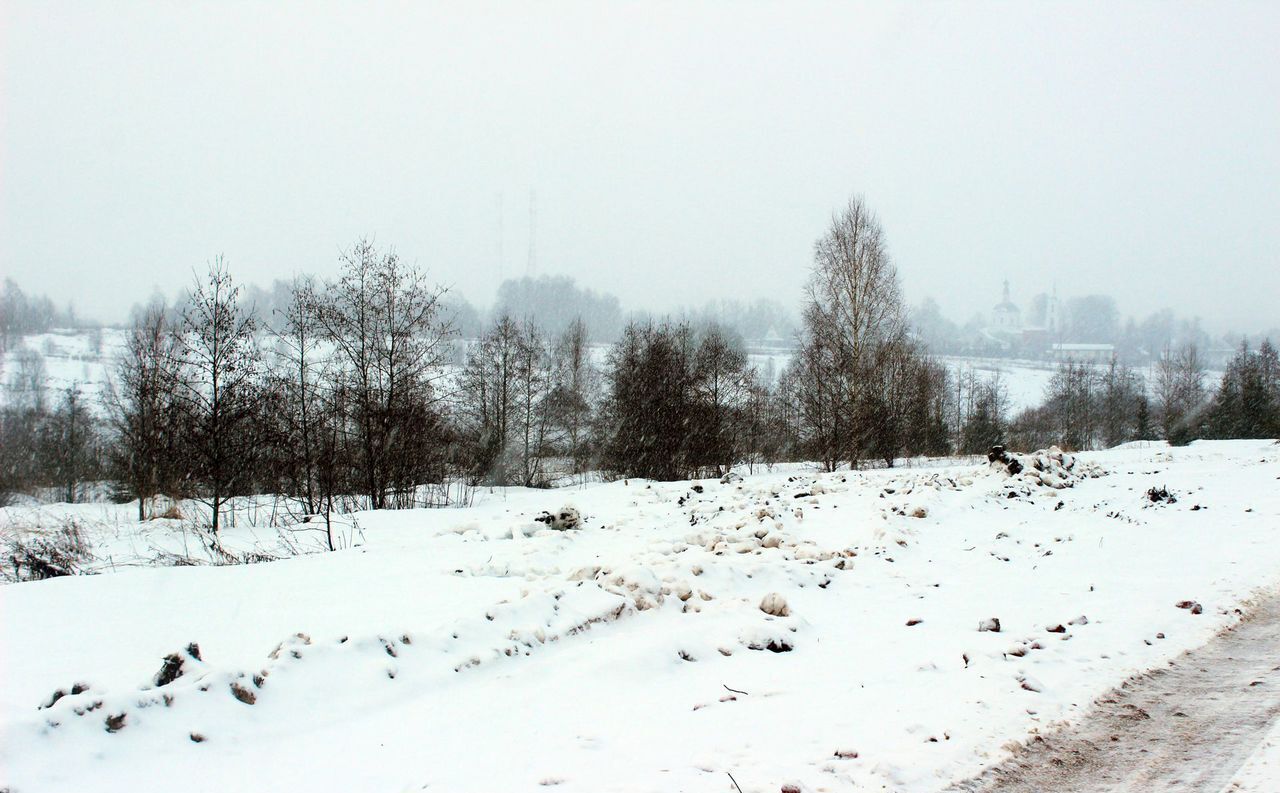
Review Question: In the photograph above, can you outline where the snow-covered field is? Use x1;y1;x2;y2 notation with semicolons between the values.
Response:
938;355;1227;416
939;356;1056;413
0;329;128;411
2;440;1278;792
5;330;1201;418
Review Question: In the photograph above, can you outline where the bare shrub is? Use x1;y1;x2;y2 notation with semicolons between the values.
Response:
4;519;93;581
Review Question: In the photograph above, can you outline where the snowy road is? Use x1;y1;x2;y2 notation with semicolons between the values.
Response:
952;589;1280;792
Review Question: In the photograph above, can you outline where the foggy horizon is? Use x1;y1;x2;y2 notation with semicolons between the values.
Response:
3;2;1278;333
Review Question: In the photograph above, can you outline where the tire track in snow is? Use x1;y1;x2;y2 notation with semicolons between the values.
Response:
950;589;1280;793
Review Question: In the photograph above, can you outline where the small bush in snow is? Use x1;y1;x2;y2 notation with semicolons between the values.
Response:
3;520;92;582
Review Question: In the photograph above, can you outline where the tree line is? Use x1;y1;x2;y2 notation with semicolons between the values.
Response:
975;340;1278;452
3;198;1277;527
0;204;946;521
0;278;91;353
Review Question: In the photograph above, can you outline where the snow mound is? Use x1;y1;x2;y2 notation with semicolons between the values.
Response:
986;445;1106;490
534;505;582;531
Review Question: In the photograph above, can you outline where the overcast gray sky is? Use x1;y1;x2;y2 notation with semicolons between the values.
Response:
2;2;1277;330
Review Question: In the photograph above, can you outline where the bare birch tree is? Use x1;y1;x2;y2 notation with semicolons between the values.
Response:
799;196;909;469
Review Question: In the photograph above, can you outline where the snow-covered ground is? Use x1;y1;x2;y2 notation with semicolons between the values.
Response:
2;440;1278;792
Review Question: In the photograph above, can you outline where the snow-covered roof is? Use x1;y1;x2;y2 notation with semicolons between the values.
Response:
1052;343;1114;351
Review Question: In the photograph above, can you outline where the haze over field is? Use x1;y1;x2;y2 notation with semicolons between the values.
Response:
2;2;1279;329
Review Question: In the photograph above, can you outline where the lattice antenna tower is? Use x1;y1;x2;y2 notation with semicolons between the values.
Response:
497;192;505;284
527;189;537;278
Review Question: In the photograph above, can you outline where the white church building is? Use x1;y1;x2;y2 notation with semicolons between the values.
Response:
981;280;1078;358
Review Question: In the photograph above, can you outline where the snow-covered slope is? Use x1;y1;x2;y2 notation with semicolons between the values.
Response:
2;441;1278;792
0;329;128;411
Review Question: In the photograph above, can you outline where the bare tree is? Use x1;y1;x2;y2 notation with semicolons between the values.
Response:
691;324;750;474
312;239;453;508
175;259;261;535
42;385;99;503
1044;359;1099;451
547;318;599;476
799;196;909;469
1097;356;1145;448
863;333;920;466
959;377;1008;455
105;303;184;520
903;355;952;458
1154;342;1206;444
458;314;521;484
600;322;698;481
770;363;804;463
7;347;48;413
793;308;847;471
510;320;554;487
739;371;774;472
267;276;330;517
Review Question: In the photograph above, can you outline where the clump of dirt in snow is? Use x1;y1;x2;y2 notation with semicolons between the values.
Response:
153;643;203;687
40;682;91;710
229;682;256;705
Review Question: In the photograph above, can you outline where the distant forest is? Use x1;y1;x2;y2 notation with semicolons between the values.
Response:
0;274;797;351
